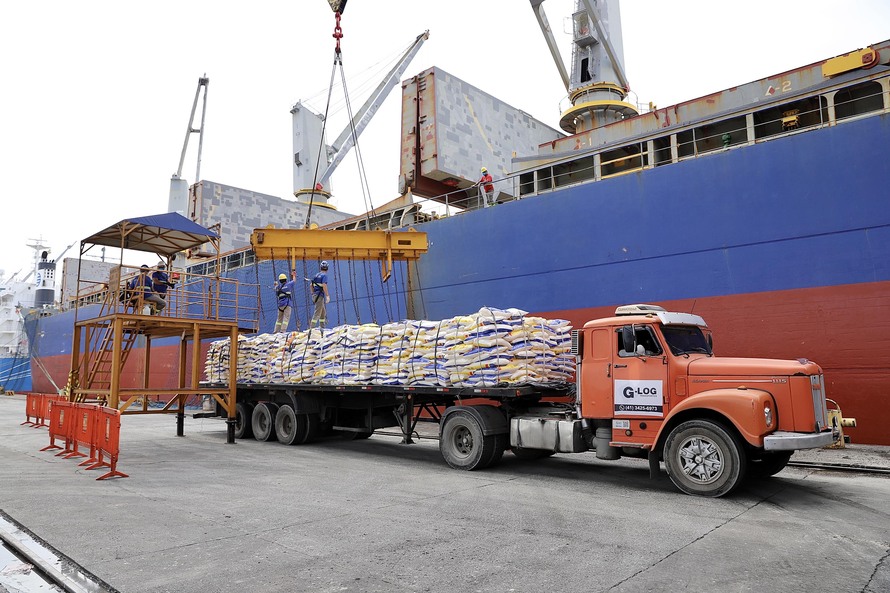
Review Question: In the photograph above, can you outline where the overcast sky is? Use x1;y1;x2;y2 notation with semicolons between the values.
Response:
2;0;890;279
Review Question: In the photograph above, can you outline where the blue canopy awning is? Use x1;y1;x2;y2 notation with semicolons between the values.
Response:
81;212;219;257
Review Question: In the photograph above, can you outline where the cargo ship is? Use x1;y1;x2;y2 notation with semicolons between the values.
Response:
24;2;890;445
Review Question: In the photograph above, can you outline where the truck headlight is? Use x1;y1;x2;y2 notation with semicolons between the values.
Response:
764;406;773;427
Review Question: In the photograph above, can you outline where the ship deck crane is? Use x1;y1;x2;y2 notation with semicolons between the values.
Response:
169;77;209;216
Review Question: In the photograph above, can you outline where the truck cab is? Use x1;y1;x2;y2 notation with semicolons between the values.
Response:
574;304;834;496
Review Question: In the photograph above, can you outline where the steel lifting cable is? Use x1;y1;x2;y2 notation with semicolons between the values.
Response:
304;47;341;229
382;263;395;321
333;260;345;326
301;257;312;329
409;259;428;321
347;253;361;323
337;63;376;228
349;249;362;325
363;258;377;324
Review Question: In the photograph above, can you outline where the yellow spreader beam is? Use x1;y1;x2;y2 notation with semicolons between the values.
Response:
250;228;428;282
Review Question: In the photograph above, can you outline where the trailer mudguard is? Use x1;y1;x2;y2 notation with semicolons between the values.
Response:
441;405;509;436
656;389;776;448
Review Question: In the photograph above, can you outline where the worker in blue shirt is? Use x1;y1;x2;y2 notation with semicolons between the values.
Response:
150;264;175;314
274;270;297;332
127;265;166;314
310;261;330;329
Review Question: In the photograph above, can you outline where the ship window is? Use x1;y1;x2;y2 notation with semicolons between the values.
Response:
834;81;883;120
519;171;535;196
601;143;646;177
553;156;595;187
694;115;748;153
653;136;672;166
676;129;695;159
536;167;554;192
754;96;828;139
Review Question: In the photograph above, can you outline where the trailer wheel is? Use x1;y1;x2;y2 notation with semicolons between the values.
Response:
234;402;254;440
252;402;279;442
275;405;310;446
484;433;508;468
440;410;495;470
511;447;555;461
664;420;746;497
748;451;793;479
305;413;321;442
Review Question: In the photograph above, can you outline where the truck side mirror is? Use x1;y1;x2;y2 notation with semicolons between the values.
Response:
708;334;713;351
621;326;635;354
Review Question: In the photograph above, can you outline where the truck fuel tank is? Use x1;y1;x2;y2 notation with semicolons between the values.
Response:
510;417;588;453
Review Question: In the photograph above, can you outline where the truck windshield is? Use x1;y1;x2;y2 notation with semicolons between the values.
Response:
661;325;712;356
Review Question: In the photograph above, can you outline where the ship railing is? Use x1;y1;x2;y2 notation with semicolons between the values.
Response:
72;264;260;330
515;74;889;200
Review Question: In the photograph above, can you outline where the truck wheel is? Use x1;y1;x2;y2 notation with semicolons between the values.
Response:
275;405;309;446
511;447;555;461
252;402;279;442
440;410;495;470
234;402;254;440
664;420;746;497
748;451;793;479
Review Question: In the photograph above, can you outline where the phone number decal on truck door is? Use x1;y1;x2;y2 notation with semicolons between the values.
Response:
613;380;664;416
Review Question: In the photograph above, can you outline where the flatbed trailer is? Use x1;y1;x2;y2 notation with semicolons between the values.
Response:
209;381;571;447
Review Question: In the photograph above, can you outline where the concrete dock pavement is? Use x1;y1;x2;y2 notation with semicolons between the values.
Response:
1;392;888;593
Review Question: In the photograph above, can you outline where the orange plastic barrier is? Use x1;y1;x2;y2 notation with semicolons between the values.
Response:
21;393;41;427
64;403;98;462
22;394;68;429
40;400;74;454
86;407;128;480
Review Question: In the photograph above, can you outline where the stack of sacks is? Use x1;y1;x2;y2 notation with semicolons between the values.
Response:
373;321;412;385
280;329;326;383
204;307;575;387
313;324;382;385
402;320;445;386
205;334;244;383
237;333;287;383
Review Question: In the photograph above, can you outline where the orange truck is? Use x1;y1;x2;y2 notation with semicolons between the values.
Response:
220;304;835;497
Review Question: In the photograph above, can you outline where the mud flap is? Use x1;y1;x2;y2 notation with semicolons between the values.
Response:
648;451;660;479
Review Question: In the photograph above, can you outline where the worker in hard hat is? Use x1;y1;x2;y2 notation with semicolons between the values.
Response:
478;166;495;207
273;269;298;333
309;261;330;329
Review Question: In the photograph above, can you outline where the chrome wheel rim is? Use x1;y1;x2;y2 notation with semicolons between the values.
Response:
677;436;723;484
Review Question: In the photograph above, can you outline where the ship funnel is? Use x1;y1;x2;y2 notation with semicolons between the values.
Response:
559;0;637;134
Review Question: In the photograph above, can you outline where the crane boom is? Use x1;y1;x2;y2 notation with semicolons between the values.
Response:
175;76;210;182
316;31;429;189
529;0;570;92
